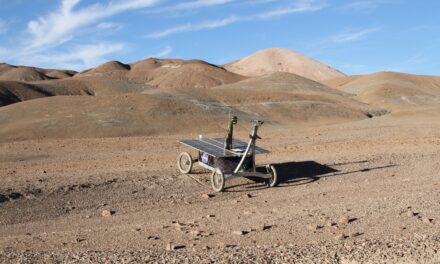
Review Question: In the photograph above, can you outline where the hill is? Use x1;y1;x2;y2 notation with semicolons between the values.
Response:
76;58;246;89
325;72;440;113
224;48;345;82
196;72;383;124
0;64;76;82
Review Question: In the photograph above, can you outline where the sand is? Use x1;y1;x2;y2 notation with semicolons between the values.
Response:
0;114;439;263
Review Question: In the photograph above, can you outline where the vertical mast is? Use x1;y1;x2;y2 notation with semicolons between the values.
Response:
224;115;238;150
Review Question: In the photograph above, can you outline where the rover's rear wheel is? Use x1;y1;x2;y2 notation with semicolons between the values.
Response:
211;170;225;192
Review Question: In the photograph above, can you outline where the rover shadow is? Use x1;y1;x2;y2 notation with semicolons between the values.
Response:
225;161;337;191
225;160;398;192
274;161;338;186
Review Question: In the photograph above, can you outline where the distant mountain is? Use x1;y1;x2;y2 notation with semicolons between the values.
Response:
76;58;246;89
204;72;379;123
224;48;345;82
324;71;440;112
0;63;76;82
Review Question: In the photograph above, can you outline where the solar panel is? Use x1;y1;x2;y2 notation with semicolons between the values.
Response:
211;138;270;155
180;137;269;158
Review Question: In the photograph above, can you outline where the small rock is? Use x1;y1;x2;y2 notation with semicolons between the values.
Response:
224;244;236;248
190;230;201;236
307;224;319;231
74;238;86;243
421;217;432;224
166;242;175;251
334;233;346;241
243;193;253;199
173;222;184;228
147;235;159;240
326;222;336;227
338;215;350;225
350;232;362;237
166;243;185;250
406;211;416;217
232;230;246;236
101;210;113;217
260;224;272;231
202;193;214;199
206;214;215;218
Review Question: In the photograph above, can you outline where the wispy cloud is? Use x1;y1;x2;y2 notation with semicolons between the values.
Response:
97;22;124;31
146;16;239;38
342;0;386;13
1;0;159;70
150;45;173;58
17;43;125;70
25;0;159;52
151;0;234;13
331;27;381;43
146;0;326;38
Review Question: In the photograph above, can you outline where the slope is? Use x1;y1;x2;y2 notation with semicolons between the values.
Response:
224;48;345;82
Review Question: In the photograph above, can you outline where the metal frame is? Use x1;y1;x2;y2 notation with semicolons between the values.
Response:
177;119;277;192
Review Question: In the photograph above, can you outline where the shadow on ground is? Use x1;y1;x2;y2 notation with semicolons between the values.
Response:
225;160;397;192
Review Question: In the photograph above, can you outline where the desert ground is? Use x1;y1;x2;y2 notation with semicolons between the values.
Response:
1;48;439;263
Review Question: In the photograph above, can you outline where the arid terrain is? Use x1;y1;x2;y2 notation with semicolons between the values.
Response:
0;48;439;263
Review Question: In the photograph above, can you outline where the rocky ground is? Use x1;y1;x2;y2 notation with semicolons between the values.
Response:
0;114;439;263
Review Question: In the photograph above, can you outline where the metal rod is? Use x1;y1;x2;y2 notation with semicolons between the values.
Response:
233;137;253;174
233;120;262;174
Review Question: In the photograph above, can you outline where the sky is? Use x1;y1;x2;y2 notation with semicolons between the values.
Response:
0;0;439;75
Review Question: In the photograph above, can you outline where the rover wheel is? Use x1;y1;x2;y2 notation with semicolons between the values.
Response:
265;164;278;187
211;170;225;192
177;152;193;174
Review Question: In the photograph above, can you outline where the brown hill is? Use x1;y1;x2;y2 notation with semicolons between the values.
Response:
0;63;16;73
325;72;440;113
77;58;246;89
194;72;383;124
0;67;50;82
0;93;240;142
224;48;345;82
0;74;152;107
0;72;385;141
44;70;76;79
93;60;131;72
0;81;53;106
0;64;76;81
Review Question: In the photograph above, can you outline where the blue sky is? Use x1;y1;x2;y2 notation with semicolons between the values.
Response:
0;0;439;75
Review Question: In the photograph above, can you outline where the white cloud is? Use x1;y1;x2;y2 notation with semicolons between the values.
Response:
153;0;234;13
343;0;386;12
150;45;173;58
146;16;239;38
17;43;124;70
97;22;124;31
25;0;158;51
146;0;326;38
255;0;327;19
331;27;381;43
0;0;159;70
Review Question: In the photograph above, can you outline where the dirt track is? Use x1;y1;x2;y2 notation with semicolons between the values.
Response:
1;114;439;263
